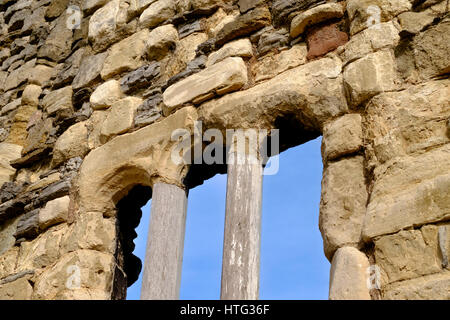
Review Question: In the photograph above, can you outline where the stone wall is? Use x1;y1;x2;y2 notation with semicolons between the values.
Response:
0;0;448;300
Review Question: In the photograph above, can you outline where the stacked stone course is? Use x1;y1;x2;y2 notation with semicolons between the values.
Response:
0;0;448;300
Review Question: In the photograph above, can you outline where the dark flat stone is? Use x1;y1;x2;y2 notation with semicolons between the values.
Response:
215;6;271;47
120;62;161;94
178;20;203;39
14;209;39;240
271;0;325;26
10;147;52;169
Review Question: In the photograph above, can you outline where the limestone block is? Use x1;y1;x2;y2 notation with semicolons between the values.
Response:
46;0;70;19
375;227;442;285
32;250;115;300
39;196;70;231
88;0;120;52
199;57;347;130
252;43;307;83
290;2;344;38
6;105;37;146
146;24;178;61
0;247;18;279
206;38;253;67
100;97;142;141
16;224;66;271
72;52;107;90
0;276;33;300
343;50;398;108
4;58;35;91
398;10;435;35
52;122;90;168
363;144;450;239
90;80;125;110
37;13;73;62
100;29;150;80
346;0;411;35
61;212;116;255
340;21;400;65
163;57;248;110
139;0;175;28
0;72;6;92
21;85;42;108
205;8;239;38
383;271;450;300
54;288;111;300
0;143;22;186
87;110;109;149
1;99;21;116
0;48;10;65
42;86;73;116
322;114;363;161
29;64;53;86
136;0;158;12
25;172;60;193
414;20;450;80
319;156;368;260
163;32;208;81
364;79;450;165
329;247;371;300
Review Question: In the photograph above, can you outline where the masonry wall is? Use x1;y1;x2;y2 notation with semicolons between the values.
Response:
0;0;448;300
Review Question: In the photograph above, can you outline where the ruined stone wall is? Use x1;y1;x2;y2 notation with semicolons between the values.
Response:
0;0;448;300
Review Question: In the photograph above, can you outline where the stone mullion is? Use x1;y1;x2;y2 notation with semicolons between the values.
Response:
221;149;263;300
140;182;188;300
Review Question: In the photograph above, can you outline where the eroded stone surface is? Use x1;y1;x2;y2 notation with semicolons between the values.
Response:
374;226;442;285
52;122;89;168
363;144;450;239
32;250;115;300
322;114;363;161
206;38;253;67
90;80;125;110
252;43;307;83
100;29;151;80
343;50;398;107
383;271;450;300
320;156;368;260
100;97;142;141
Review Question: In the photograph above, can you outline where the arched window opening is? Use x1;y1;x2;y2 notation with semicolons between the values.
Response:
113;185;152;300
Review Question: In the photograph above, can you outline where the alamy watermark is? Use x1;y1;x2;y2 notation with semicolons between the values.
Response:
366;265;381;290
66;265;81;289
366;5;381;30
66;5;82;30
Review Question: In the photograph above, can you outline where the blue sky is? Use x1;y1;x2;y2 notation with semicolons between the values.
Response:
126;136;329;300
